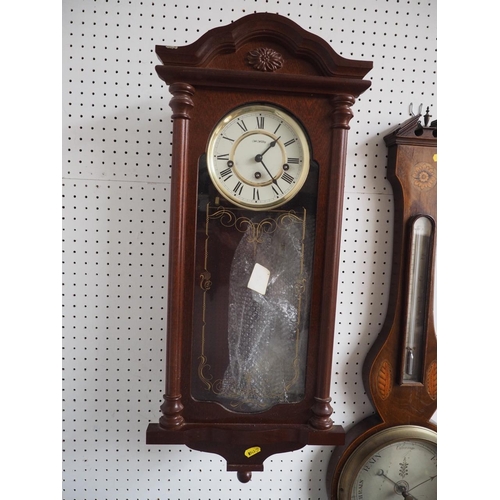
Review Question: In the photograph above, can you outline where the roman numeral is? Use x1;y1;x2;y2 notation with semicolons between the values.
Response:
216;154;229;160
237;120;248;132
284;138;296;147
220;167;233;180
233;181;244;195
256;116;265;129
287;157;300;164
281;172;295;184
223;135;234;142
253;188;260;201
273;122;282;134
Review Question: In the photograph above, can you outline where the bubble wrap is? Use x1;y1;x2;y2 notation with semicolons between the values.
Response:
220;212;314;412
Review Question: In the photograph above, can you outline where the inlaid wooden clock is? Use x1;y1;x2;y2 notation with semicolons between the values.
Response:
327;113;437;499
146;13;372;481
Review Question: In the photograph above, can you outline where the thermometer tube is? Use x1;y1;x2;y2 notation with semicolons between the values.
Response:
402;216;433;383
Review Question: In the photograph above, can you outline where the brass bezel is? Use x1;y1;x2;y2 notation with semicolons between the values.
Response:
337;425;437;500
206;103;311;211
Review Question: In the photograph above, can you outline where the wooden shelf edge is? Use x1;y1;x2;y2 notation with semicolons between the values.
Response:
146;422;344;472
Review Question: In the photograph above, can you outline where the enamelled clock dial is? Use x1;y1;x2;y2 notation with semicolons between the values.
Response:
206;104;310;210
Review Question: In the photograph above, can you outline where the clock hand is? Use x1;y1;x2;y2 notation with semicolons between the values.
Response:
376;469;398;486
254;136;281;162
258;158;283;193
407;475;437;493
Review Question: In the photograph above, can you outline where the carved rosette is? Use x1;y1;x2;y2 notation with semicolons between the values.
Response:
246;47;284;72
412;162;437;191
376;360;393;400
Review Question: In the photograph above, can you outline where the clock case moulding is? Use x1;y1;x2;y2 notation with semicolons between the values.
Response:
146;13;373;481
326;114;437;498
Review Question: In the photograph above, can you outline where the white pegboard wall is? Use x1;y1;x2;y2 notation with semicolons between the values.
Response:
332;193;394;428
62;1;436;499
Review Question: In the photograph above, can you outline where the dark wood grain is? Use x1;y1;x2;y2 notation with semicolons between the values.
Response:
155;12;372;79
365;117;437;424
146;12;372;479
326;115;437;498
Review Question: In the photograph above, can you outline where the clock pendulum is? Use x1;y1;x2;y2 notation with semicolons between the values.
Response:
326;111;437;499
145;13;372;481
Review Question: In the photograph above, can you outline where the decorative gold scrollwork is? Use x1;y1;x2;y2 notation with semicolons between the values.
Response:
199;270;212;291
198;355;223;394
197;205;308;403
208;206;303;247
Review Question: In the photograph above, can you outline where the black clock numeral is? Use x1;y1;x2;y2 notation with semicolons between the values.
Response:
237;120;248;133
287;157;300;164
253;188;260;201
223;135;235;142
284;138;297;147
216;153;229;160
256;116;265;129
273;122;282;134
220;167;233;180
233;181;244;195
281;172;295;184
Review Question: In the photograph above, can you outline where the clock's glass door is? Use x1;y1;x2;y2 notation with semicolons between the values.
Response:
190;105;318;413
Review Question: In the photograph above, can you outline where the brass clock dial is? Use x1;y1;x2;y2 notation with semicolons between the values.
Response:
206;104;310;210
337;426;437;500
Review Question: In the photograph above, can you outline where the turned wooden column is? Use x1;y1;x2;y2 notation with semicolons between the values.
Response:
310;94;355;430
159;82;195;429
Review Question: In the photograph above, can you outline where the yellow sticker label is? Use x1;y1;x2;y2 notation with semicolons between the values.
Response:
433;153;437;162
244;446;261;458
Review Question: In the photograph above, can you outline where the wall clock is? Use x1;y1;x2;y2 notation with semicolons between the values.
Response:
326;112;437;498
146;13;372;481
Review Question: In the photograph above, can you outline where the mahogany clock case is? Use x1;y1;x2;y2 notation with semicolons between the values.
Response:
162;91;345;425
146;13;373;473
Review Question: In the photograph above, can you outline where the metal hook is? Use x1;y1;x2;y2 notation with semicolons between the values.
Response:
409;103;423;117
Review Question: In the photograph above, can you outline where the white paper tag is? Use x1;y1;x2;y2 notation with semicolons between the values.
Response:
247;263;271;295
